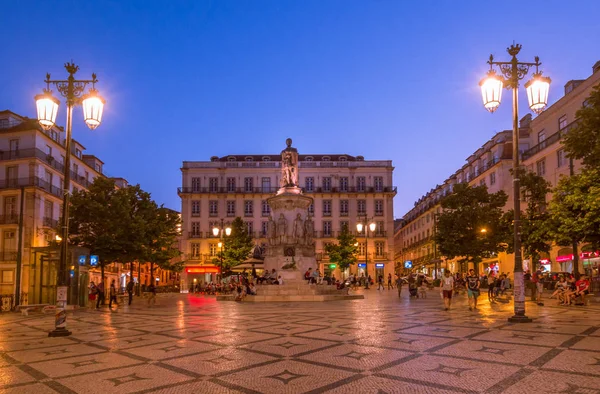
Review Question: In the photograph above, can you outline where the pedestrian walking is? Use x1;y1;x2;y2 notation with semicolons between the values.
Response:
387;273;393;290
440;271;455;311
108;279;118;308
395;274;403;298
466;269;480;311
487;273;496;303
377;275;384;290
126;279;135;305
95;279;105;309
532;269;544;305
88;281;97;310
147;282;157;307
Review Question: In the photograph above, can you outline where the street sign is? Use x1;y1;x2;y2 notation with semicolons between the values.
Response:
404;261;413;269
78;255;87;265
90;255;99;266
56;286;68;301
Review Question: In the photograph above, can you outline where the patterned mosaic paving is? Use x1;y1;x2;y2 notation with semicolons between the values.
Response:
1;290;599;393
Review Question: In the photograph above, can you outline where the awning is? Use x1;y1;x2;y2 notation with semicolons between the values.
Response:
185;266;220;274
232;263;264;271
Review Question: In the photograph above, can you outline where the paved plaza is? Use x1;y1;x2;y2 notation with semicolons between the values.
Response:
1;289;599;394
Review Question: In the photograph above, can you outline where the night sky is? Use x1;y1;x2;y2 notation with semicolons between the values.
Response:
1;1;599;217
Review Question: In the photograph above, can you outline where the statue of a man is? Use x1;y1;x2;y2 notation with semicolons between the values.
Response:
267;216;276;245
277;213;287;244
293;213;305;243
280;138;298;188
304;216;314;245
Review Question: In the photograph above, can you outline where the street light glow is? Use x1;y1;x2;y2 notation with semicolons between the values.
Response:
356;223;363;232
82;89;106;130
369;222;376;232
35;92;59;130
525;74;551;114
212;227;219;236
225;227;232;236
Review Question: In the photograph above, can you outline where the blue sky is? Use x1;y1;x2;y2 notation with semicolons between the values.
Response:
1;0;599;217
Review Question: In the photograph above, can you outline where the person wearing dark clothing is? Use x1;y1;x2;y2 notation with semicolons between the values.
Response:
108;279;118;308
96;280;105;309
377;275;384;290
126;279;135;305
387;273;393;290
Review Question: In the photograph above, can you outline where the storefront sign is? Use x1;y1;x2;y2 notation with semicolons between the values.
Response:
358;263;366;268
186;266;220;274
404;261;413;269
375;263;384;268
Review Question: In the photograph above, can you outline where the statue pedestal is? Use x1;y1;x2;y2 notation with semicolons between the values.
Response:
263;191;315;278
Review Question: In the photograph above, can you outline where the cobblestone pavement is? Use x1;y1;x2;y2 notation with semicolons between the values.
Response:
1;288;599;393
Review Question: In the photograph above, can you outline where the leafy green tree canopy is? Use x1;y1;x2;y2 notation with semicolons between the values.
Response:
562;85;600;169
325;224;359;273
434;183;511;274
223;217;254;271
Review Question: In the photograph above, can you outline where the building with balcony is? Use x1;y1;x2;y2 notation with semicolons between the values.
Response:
178;153;396;289
397;59;600;278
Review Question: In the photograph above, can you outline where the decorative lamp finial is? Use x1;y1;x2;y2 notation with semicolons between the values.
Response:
286;138;292;148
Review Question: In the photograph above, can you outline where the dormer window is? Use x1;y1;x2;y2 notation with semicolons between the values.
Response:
228;156;236;162
262;156;270;162
245;156;253;162
305;156;314;162
338;156;347;162
75;148;82;159
322;156;331;161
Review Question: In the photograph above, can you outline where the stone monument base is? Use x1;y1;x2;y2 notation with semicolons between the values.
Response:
217;281;364;302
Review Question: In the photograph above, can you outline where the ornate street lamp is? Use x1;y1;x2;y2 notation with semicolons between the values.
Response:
357;219;376;289
480;44;550;323
35;62;105;337
213;220;232;282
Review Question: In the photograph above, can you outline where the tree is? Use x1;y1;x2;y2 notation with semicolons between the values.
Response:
141;207;182;284
222;217;253;274
504;169;552;271
548;168;600;270
434;183;511;274
561;85;600;169
325;224;359;275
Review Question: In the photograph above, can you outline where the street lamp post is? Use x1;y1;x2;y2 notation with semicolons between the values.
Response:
212;219;231;283
35;62;105;337
480;44;550;323
356;218;376;289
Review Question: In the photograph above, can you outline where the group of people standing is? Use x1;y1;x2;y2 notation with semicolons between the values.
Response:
88;278;155;310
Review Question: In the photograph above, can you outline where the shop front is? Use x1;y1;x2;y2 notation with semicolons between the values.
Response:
181;265;220;293
357;263;366;278
375;263;385;280
482;261;500;275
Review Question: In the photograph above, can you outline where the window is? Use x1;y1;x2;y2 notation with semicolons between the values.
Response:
305;156;313;162
192;177;201;192
245;221;253;236
9;139;19;153
322;156;330;161
227;201;236;216
357;200;366;215
261;200;270;216
490;172;496;186
322;177;332;192
226;177;236;192
340;200;349;216
323;200;332;216
323;221;332;237
374;176;383;192
338;156;347;162
261;221;268;236
245;156;253;162
44;201;53;223
305;177;314;192
191;243;200;257
209;200;218;216
244;200;254;216
209;177;219;192
536;159;546;176
356;177;366;192
479;179;486;186
557;149;565;168
209;243;218;257
244;177;253;192
75;148;82;159
558;115;567;130
340;221;349;231
375;242;385;257
339;177;348;192
228;156;236;162
308;203;314;215
262;156;270;162
191;222;201;237
6;166;18;187
84;171;89;182
1;269;15;293
376;221;384;236
95;163;102;173
583;98;591;108
375;200;383;216
538;130;546;148
45;145;52;156
358;242;366;256
261;177;271;192
4;196;17;217
191;200;200;216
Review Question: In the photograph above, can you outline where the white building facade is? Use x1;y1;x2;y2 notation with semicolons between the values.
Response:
178;153;396;290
